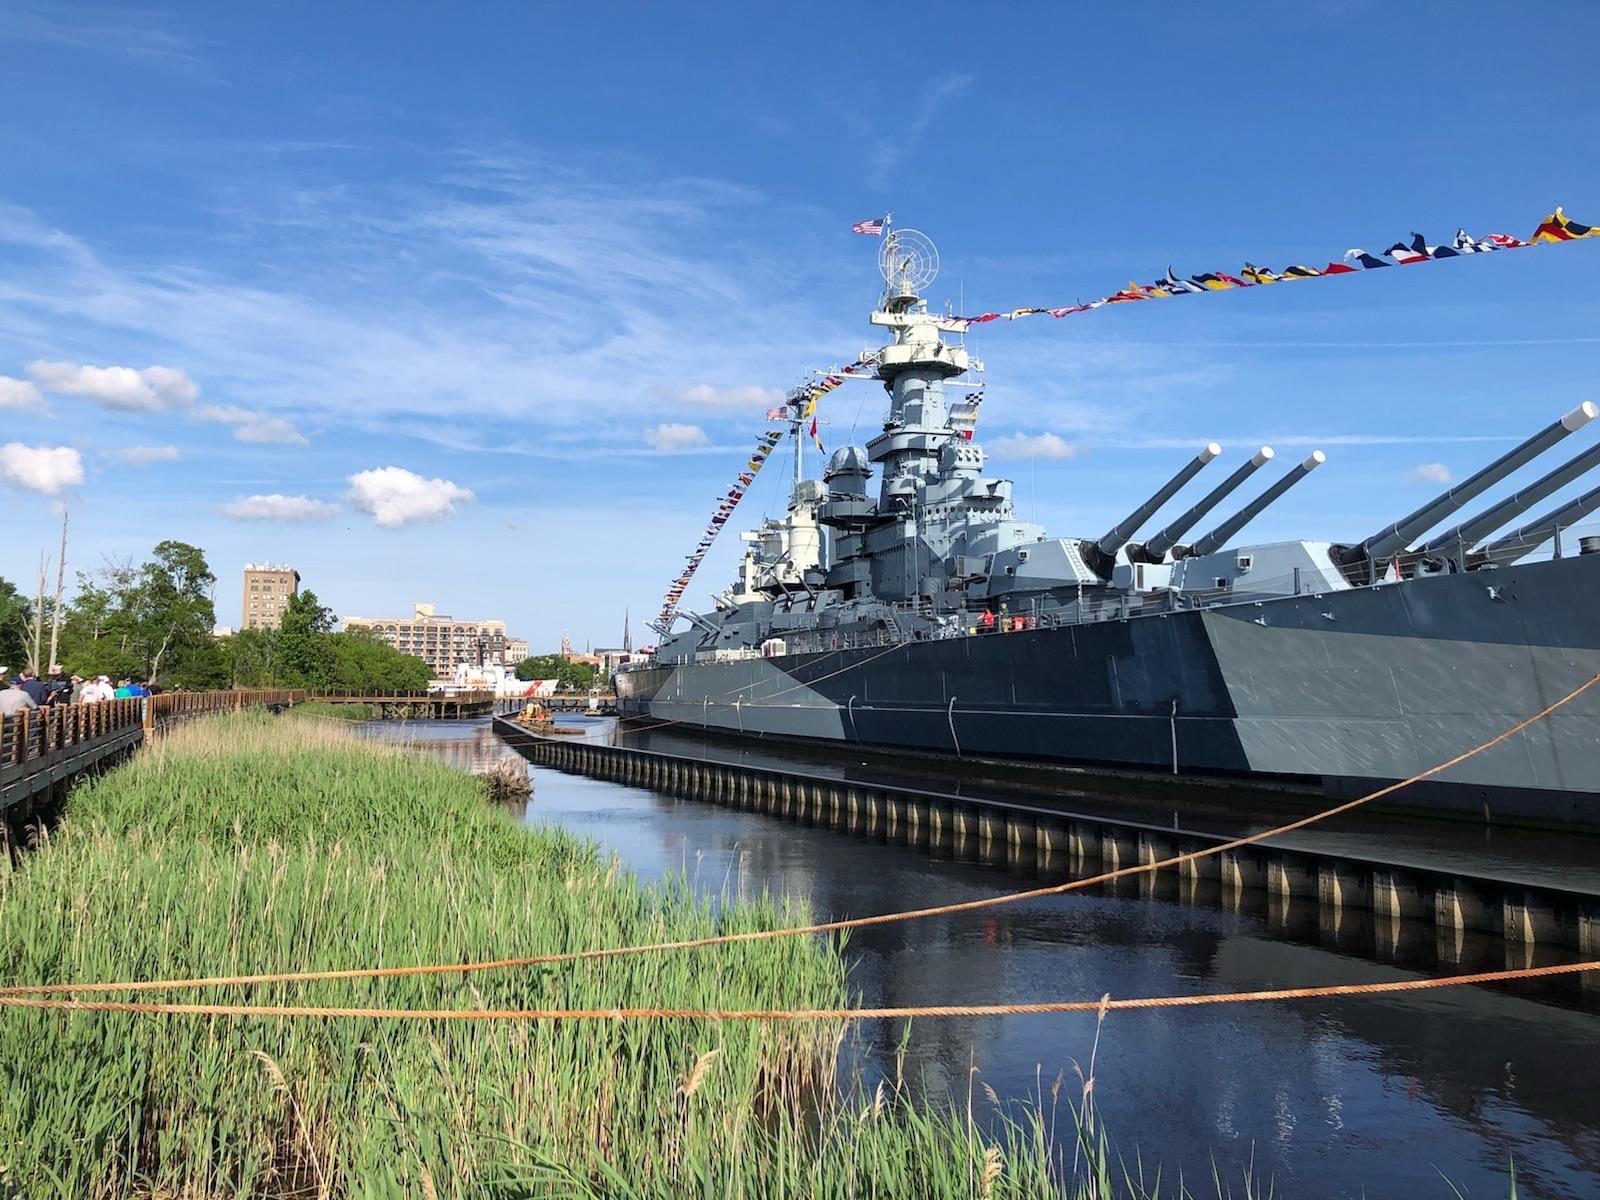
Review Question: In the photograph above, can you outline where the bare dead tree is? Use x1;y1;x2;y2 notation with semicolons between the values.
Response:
48;509;68;671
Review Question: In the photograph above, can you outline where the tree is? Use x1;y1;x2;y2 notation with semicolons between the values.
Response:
0;576;28;671
129;541;218;686
277;590;336;687
515;653;594;690
324;628;430;692
226;627;279;688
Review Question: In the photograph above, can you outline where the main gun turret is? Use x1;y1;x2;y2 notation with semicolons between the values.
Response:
1179;452;1326;559
1333;401;1597;581
1129;447;1274;562
1087;443;1220;577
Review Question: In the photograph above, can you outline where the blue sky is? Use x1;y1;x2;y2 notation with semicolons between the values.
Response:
1;1;1596;650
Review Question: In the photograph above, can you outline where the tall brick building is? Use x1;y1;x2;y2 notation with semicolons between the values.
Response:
242;563;300;630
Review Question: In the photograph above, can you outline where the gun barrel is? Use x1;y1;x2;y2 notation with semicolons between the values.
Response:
1181;452;1325;558
1141;448;1274;558
1362;401;1598;562
1095;442;1221;557
1474;481;1600;567
1421;438;1600;555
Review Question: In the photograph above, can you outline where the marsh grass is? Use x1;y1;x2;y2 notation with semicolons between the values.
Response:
0;715;1502;1197
289;701;375;722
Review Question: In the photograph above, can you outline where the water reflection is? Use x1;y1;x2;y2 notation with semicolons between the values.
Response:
361;718;1600;1200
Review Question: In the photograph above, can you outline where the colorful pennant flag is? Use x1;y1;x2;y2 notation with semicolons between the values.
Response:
945;208;1592;331
653;418;793;633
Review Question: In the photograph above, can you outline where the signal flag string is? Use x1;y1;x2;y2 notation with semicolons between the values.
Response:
4;670;1596;1002
946;206;1600;328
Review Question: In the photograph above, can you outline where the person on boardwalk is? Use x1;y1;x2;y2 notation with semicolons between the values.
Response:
19;669;48;706
77;676;113;704
43;666;71;706
0;677;38;718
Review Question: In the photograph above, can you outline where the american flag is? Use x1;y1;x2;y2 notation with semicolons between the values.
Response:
765;406;787;419
852;218;885;236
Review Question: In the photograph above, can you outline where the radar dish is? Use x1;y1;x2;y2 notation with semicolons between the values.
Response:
878;228;939;296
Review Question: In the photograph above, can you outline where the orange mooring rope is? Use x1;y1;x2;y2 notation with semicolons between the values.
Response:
3;671;1595;1003
0;959;1594;1022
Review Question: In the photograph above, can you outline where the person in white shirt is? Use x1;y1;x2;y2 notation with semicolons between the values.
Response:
77;676;114;704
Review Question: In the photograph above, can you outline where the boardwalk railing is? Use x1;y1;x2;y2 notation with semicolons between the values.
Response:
1;689;304;814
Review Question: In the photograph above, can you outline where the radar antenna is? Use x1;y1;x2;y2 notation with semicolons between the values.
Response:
878;228;939;298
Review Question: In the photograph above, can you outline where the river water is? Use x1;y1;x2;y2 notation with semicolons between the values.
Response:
361;717;1600;1199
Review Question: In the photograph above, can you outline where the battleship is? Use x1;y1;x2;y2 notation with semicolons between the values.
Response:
617;228;1600;826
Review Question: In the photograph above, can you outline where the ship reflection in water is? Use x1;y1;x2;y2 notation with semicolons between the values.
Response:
360;718;1600;1200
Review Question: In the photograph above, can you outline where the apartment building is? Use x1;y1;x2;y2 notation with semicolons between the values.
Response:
242;563;300;630
342;602;512;677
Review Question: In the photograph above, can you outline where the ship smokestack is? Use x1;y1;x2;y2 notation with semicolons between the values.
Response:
1134;447;1273;561
1420;438;1600;556
1474;479;1600;567
1092;443;1220;572
1354;401;1598;566
1180;452;1325;558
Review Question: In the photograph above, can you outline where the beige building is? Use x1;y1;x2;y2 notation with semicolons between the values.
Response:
505;637;529;663
242;563;300;630
342;602;512;677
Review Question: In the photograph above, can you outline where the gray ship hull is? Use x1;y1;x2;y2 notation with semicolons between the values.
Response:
618;554;1600;826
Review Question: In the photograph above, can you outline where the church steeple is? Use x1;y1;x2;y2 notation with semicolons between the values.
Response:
623;608;632;654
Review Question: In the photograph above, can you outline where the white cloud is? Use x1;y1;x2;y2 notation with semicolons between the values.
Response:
670;384;786;411
1405;462;1453;484
0;442;85;495
0;375;45;410
105;444;180;466
644;422;710;452
27;360;198;411
987;432;1081;460
196;404;308;445
220;493;340;521
346;466;473;527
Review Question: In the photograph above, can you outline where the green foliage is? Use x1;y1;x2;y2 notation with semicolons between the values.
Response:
276;589;335;684
0;574;29;670
224;593;430;693
54;542;219;687
323;625;431;692
515;652;595;690
289;700;374;721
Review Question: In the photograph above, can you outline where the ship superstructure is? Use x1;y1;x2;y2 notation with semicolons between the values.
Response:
623;227;1600;824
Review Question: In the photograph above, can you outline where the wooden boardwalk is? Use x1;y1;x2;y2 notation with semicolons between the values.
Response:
306;691;509;719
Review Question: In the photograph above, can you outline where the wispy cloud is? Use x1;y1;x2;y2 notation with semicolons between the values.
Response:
0;161;846;457
105;444;180;466
27;360;197;411
665;384;787;412
1;4;201;65
0;375;44;411
988;432;1081;460
196;404;307;445
644;422;711;452
220;493;340;521
1405;462;1453;484
867;74;973;190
